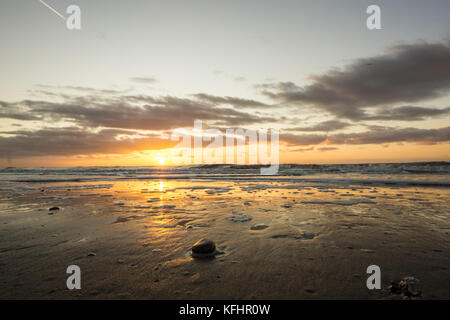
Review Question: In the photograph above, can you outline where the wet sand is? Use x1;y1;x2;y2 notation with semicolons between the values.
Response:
0;180;449;299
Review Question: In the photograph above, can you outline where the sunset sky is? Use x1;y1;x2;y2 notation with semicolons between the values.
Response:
1;0;449;166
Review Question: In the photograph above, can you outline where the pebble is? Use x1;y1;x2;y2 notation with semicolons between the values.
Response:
251;224;269;230
389;277;422;297
301;232;316;239
48;207;60;214
191;239;216;255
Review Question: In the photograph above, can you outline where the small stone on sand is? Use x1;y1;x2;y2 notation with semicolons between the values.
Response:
192;239;216;254
389;277;422;297
301;232;316;239
114;217;129;223
251;224;269;230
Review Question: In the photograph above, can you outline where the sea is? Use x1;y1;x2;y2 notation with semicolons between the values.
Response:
1;162;449;189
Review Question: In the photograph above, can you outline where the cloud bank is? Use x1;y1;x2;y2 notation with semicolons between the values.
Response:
260;41;450;121
1;41;449;159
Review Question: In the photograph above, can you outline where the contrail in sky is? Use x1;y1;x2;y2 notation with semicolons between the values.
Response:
39;0;66;20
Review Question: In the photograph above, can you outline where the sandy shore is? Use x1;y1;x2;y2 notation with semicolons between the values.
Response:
0;180;449;299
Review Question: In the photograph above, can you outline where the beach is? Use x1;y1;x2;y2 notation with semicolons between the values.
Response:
0;163;449;299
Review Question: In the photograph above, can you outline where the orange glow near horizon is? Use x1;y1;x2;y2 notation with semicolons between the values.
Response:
1;142;449;167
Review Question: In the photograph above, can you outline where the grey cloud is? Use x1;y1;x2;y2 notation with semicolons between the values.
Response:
35;84;123;95
0;101;42;121
0;93;276;130
368;106;450;121
0;112;42;121
282;126;450;146
286;120;352;132
289;146;315;152
329;126;450;145
130;77;158;84
0;127;173;158
192;93;270;109
282;133;327;146
261;42;450;120
317;147;339;152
